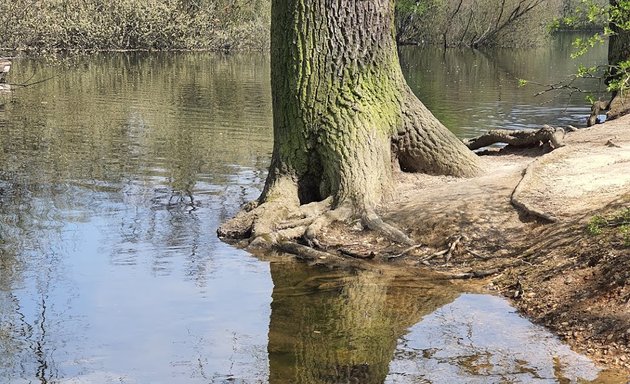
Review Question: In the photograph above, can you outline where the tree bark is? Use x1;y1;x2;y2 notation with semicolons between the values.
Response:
463;126;565;151
607;0;630;121
219;0;481;244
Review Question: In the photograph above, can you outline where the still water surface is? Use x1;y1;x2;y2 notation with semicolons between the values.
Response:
0;39;626;383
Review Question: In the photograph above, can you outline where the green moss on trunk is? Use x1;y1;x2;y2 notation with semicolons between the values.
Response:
263;0;481;212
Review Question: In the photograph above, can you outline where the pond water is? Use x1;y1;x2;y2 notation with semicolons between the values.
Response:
0;37;627;383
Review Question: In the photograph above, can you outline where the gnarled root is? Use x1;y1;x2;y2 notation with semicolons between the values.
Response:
361;210;414;245
218;196;417;260
510;160;558;223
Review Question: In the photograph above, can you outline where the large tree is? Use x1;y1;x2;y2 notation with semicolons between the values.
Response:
606;0;630;120
219;0;481;246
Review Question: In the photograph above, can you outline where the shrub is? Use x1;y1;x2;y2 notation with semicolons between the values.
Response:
0;0;270;52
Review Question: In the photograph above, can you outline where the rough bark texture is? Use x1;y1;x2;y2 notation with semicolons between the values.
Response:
463;126;566;151
219;0;481;244
606;0;630;121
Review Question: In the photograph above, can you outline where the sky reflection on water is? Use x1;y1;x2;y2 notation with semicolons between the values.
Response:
0;46;626;383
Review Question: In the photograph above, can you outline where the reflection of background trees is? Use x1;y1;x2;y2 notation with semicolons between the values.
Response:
5;53;272;277
0;53;272;381
399;35;607;136
0;167;67;382
267;261;460;383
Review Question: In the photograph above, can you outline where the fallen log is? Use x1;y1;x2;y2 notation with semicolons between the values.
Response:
463;125;565;151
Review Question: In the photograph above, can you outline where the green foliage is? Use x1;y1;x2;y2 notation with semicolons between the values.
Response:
571;34;606;58
396;0;432;14
394;0;440;44
552;0;608;30
587;214;608;235
0;0;271;52
587;208;630;246
554;0;630;96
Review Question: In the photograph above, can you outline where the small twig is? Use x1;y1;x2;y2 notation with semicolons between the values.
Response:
432;249;448;257
339;248;375;260
466;248;492;260
9;74;60;88
417;251;441;266
388;244;425;260
445;236;463;263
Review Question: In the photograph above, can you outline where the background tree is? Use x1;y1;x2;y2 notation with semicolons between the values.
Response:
554;0;630;122
606;0;630;119
219;0;481;246
395;0;554;48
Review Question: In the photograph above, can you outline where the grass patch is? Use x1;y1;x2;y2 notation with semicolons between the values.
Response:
587;207;630;246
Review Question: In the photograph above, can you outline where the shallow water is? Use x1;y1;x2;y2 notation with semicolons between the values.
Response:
0;39;627;383
399;32;608;137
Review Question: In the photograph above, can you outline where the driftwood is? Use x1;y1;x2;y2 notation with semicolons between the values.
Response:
463;125;565;151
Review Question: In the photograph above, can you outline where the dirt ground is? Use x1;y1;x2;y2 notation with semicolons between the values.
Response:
309;115;630;373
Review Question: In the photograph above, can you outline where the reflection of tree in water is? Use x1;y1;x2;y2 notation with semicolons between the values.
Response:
5;53;271;288
267;261;461;383
0;53;273;380
0;173;67;383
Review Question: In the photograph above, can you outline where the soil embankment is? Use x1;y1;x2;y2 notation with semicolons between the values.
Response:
313;115;629;372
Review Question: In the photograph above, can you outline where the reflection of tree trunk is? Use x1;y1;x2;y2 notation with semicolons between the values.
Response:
266;261;460;383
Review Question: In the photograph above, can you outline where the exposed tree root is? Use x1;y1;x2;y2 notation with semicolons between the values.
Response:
218;195;418;260
362;210;414;245
511;159;559;223
607;92;630;122
276;242;365;269
463;125;566;151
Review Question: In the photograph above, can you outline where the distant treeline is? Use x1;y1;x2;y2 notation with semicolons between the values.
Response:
0;0;608;52
395;0;609;48
0;0;270;52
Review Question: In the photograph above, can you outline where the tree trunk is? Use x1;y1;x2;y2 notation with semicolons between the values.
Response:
219;0;481;245
607;0;630;120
